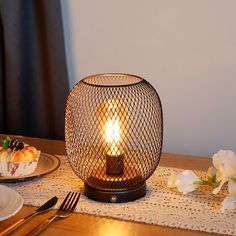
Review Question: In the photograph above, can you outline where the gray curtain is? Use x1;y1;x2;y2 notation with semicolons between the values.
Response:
0;0;69;140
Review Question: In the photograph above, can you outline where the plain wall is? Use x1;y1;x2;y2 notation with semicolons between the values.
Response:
61;0;236;157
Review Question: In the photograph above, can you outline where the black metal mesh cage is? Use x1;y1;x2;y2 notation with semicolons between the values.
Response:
65;74;163;191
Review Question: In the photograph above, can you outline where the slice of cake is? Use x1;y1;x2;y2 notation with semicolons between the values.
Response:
0;137;41;177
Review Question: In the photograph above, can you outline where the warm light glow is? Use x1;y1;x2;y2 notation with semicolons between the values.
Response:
106;117;120;143
105;114;121;156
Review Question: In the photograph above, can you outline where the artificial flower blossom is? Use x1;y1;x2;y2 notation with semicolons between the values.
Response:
167;170;200;195
167;149;236;210
221;179;236;210
213;150;236;180
207;166;216;179
212;150;236;194
221;196;236;210
228;179;236;195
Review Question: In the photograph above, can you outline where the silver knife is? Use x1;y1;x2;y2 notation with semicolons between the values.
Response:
0;196;58;236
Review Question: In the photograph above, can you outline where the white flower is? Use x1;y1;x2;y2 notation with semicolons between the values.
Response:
212;150;236;194
167;150;236;211
207;166;216;179
228;179;236;195
213;150;236;180
221;196;236;210
168;170;200;195
221;180;236;210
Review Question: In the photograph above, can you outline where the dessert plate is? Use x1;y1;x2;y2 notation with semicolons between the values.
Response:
0;185;23;221
0;153;60;183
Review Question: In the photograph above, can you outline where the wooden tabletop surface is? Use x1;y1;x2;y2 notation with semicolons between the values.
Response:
0;135;216;236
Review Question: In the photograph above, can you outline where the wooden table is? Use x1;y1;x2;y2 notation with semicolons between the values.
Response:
0;135;216;236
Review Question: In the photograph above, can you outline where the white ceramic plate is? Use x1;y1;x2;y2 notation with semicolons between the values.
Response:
0;153;60;183
0;185;23;221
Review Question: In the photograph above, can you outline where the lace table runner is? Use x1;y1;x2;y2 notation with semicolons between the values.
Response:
3;155;236;235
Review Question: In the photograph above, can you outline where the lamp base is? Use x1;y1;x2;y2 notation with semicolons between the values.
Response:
84;182;146;203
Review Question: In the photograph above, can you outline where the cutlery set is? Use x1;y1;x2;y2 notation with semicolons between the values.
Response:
0;192;81;236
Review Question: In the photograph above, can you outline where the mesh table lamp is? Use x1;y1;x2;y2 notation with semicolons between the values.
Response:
65;74;163;203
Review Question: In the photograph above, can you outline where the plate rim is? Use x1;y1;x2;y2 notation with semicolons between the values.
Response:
0;153;60;183
0;185;23;221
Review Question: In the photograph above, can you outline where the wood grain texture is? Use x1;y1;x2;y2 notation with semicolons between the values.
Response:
0;134;216;236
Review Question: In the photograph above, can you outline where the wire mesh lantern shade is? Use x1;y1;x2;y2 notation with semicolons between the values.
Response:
65;74;163;203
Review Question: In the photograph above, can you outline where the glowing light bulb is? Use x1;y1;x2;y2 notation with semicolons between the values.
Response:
105;115;121;156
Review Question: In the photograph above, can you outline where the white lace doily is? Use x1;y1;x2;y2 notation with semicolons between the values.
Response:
3;155;236;235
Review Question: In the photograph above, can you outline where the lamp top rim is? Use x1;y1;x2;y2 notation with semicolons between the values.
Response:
81;73;144;87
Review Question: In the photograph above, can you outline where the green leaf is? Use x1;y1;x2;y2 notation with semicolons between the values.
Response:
208;174;217;183
194;179;210;185
1;136;11;149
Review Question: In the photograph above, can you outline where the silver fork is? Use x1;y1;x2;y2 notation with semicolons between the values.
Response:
26;192;81;236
